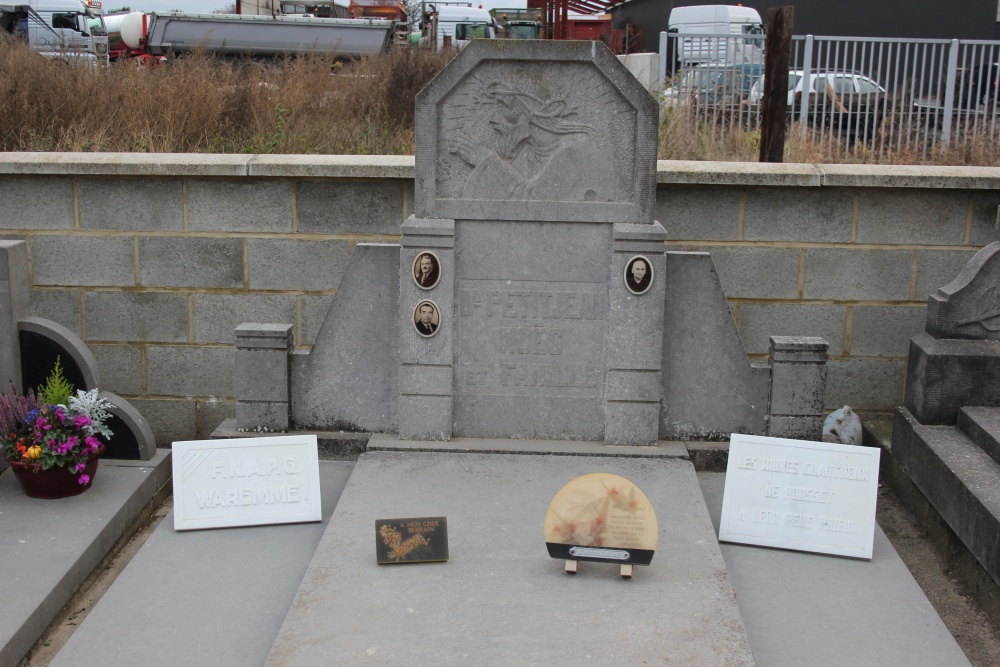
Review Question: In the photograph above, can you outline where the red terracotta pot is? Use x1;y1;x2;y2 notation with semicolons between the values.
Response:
4;445;105;499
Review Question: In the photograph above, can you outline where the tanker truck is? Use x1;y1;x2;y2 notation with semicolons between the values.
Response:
142;11;394;59
103;10;163;63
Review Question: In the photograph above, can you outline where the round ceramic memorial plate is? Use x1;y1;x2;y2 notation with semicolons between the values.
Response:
544;473;658;565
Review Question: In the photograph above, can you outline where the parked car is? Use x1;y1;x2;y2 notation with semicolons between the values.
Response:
663;62;764;110
748;70;887;138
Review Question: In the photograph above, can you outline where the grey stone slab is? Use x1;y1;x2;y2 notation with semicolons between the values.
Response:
296;180;404;235
699;472;972;667
857;189;969;245
139;237;244;289
655;185;740;241
49;461;354;667
744;187;854;243
0;450;172;667
826;357;905;412
0;153;254;177
0;176;74;229
453;222;610;440
77;178;183;231
291;244;399;432
367;433;688;458
84;292;188;343
28;288;82;337
850;305;926;357
415;41;658;224
186;179;292;233
397;395;452;440
247;238;354;291
0;241;29;390
128;399;196;447
739;303;846;356
817;164;1000;189
265;452;754;667
904;333;1000;425
957;406;1000;466
196;399;236;440
803;248;913;301
661;252;769;439
970;192;1000;245
660;160;822;186
145;345;234;398
701;245;801;300
298;295;333;346
399;364;452;396
30;235;135;287
924;243;1000;340
916;249;980;303
193;293;296;344
893;407;1000;592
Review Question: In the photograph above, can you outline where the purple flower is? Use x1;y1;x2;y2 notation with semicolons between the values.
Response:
78;474;90;485
85;436;101;454
35;416;51;431
74;462;86;473
65;435;79;450
54;407;66;422
73;414;92;429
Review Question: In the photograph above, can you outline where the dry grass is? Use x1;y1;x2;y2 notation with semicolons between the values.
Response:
657;103;1000;165
3;41;999;165
0;43;454;154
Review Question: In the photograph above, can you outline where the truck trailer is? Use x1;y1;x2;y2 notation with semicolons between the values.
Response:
144;11;394;59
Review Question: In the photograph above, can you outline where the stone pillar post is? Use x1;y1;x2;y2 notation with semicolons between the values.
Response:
767;336;829;440
235;323;293;432
398;216;455;440
0;241;29;391
605;222;668;445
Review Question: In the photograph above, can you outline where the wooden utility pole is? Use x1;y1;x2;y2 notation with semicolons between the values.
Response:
758;6;794;163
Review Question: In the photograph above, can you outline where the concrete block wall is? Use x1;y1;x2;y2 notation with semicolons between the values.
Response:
1;154;996;445
658;162;1000;415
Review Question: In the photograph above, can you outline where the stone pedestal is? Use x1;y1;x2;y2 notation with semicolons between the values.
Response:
766;336;829;440
235;324;292;432
398;217;455;440
605;222;667;444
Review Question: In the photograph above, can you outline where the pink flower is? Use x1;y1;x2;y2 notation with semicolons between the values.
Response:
54;407;66;422
35;416;50;431
73;414;92;429
85;436;101;453
77;474;90;485
74;462;86;473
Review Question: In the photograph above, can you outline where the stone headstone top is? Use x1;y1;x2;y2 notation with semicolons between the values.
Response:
926;241;1000;340
415;40;658;224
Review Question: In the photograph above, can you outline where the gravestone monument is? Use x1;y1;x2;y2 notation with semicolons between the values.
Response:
240;41;830;446
893;239;1000;587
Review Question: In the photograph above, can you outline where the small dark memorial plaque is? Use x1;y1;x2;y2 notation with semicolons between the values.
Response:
376;516;449;564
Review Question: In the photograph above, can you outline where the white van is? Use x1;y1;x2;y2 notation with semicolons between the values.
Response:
422;4;496;49
2;0;109;63
667;4;763;36
667;4;763;66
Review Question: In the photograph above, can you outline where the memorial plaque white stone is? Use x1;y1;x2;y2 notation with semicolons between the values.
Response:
718;434;880;559
171;435;322;531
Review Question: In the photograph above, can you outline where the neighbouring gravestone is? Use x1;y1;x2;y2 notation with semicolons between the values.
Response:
0;241;29;392
719;434;881;559
893;237;1000;587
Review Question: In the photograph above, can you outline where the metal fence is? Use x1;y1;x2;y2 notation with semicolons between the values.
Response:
657;32;1000;161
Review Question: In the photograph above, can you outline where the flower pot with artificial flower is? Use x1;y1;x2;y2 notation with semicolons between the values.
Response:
1;358;114;499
